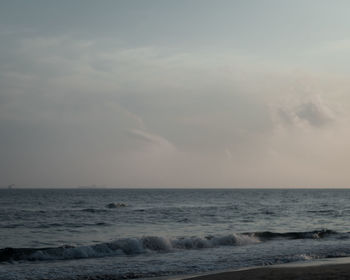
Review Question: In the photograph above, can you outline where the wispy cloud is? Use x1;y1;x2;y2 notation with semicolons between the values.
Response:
309;39;350;55
128;129;175;150
2;32;350;187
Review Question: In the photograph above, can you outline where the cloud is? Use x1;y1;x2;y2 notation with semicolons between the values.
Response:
273;95;336;128
310;39;350;55
2;34;350;187
296;99;334;127
128;129;175;151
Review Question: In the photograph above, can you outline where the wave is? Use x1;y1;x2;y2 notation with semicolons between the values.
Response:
82;203;128;212
0;230;343;263
81;208;109;213
253;229;338;240
0;221;110;229
2;205;126;215
105;203;127;209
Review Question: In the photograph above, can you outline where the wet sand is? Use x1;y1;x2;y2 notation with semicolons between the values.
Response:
183;259;350;280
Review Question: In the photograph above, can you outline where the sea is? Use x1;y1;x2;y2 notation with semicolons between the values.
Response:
1;188;350;280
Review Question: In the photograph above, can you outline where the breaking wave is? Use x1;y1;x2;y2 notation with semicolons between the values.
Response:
253;229;338;240
0;229;342;263
105;202;128;209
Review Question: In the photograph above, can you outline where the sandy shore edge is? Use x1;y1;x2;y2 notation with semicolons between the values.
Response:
178;257;350;280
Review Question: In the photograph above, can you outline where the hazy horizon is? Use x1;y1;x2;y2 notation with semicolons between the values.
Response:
4;186;350;189
2;1;350;188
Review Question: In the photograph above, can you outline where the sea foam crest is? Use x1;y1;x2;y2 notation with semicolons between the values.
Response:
0;233;258;262
0;230;340;262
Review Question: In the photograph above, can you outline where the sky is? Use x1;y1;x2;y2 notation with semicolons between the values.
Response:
1;0;350;188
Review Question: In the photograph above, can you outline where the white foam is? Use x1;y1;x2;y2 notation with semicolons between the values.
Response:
8;233;261;262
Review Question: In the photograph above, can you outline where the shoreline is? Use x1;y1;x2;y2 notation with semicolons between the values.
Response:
177;257;350;280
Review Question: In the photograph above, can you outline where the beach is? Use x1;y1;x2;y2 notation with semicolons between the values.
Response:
2;189;350;280
184;259;350;280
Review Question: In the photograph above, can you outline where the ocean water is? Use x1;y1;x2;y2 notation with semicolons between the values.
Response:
1;188;350;280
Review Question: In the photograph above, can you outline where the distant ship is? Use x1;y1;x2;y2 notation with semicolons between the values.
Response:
8;184;15;189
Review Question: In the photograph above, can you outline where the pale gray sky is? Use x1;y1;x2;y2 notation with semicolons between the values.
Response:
2;1;350;188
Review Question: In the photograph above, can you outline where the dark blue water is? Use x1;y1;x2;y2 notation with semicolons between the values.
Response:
1;188;350;279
